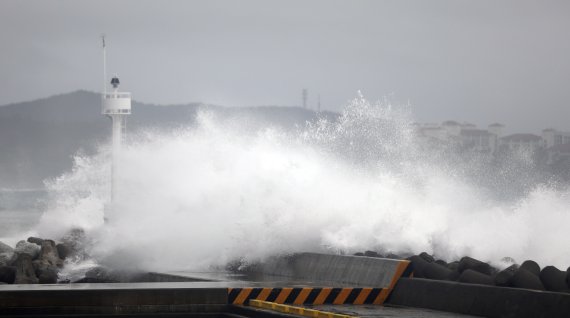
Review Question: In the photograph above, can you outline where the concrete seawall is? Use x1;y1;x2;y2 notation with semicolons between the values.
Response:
260;253;411;288
5;253;569;317
387;277;570;318
0;253;413;315
0;282;228;316
220;253;412;306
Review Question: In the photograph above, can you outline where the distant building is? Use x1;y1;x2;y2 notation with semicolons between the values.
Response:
542;129;570;148
415;121;570;158
441;120;461;136
460;129;496;153
488;123;505;137
415;124;448;142
499;133;542;152
415;120;503;153
545;142;570;165
414;121;569;175
540;129;570;165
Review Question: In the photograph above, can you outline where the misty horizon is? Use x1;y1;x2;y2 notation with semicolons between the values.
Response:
1;89;566;136
1;0;569;133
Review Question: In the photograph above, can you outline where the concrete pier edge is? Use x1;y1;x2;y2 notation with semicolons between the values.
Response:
386;277;570;318
2;253;570;317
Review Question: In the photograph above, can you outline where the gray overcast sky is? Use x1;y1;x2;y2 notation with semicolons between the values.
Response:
0;0;569;132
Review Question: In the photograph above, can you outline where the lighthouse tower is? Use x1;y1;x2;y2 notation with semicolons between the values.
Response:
101;36;131;206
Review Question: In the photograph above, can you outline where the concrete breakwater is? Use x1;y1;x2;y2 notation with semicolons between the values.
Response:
354;250;570;293
1;245;570;317
230;252;570;316
0;232;210;285
352;251;570;318
0;252;415;317
253;252;411;287
2;231;570;295
0;237;69;285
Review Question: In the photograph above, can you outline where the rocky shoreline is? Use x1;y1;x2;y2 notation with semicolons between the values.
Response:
0;231;199;285
0;229;95;285
355;250;570;293
0;238;67;284
2;231;570;293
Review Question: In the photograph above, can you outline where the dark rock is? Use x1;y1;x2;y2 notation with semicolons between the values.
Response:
494;264;519;287
37;266;58;284
435;259;448;267
458;256;494;275
14;253;38;284
85;266;115;280
419;252;435;263
385;253;403;259
364;250;381;258
447;261;459;271
32;259;58;279
408;255;430;278
61;228;86;244
56;243;74;260
520;260;541;276
353;252;364;256
0;241;14;267
501;256;516;264
423;262;458;281
38;240;63;268
0;266;16;284
59;228;89;261
27;237;44;246
540;266;567;292
60;228;87;252
73;266;120;283
0;252;14;267
0;241;13;254
31;240;63;284
511;268;545;290
15;240;40;260
457;269;494;286
225;258;246;272
73;276;118;283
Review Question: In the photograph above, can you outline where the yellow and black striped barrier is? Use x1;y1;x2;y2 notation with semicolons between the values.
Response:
229;258;412;305
249;299;356;318
228;287;389;305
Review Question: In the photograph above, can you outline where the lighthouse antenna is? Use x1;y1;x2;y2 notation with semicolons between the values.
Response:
102;34;106;95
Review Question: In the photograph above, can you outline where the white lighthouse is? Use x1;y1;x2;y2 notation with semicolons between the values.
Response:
101;36;131;207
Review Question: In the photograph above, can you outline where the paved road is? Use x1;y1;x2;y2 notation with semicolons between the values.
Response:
309;304;479;317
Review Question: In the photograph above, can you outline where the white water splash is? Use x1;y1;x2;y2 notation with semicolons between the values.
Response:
34;95;570;272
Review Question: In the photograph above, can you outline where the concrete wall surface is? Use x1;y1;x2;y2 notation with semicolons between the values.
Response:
0;283;228;315
260;253;409;288
387;278;570;318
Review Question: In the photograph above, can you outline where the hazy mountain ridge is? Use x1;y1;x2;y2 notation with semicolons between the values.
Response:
0;90;333;188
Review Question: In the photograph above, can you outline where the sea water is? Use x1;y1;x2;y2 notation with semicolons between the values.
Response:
6;94;570;273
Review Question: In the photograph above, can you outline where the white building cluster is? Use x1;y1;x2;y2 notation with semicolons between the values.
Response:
414;121;570;165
